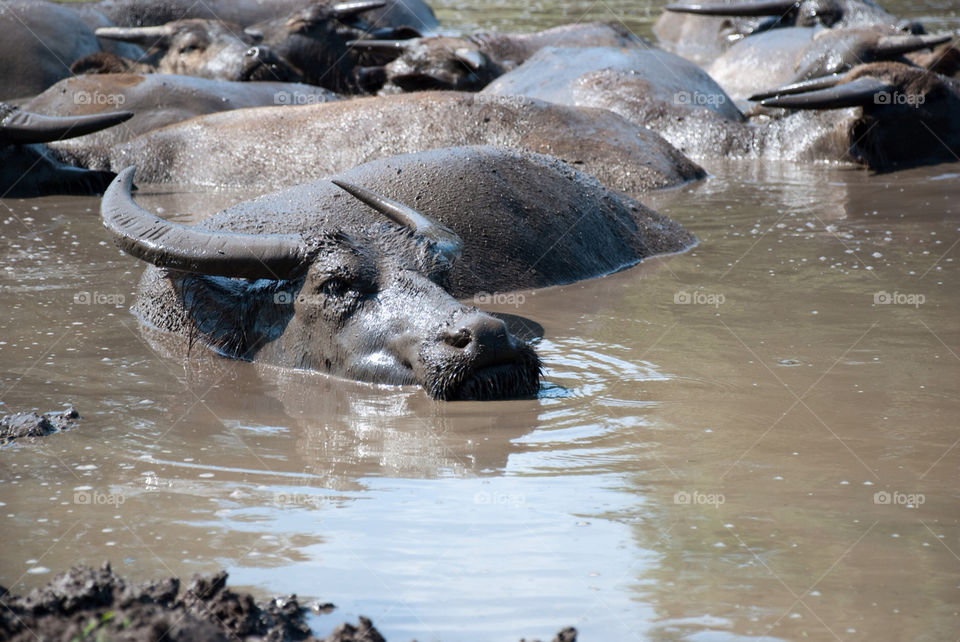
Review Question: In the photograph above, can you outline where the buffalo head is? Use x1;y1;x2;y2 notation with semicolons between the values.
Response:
755;62;960;168
349;36;503;93
101;167;541;400
95;19;301;82
96;1;391;90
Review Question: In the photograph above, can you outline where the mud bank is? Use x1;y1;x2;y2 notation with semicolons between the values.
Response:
0;564;577;641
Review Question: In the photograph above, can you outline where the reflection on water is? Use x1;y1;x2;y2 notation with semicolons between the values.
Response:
2;1;960;640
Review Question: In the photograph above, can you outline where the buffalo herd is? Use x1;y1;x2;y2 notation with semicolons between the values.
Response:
3;0;957;399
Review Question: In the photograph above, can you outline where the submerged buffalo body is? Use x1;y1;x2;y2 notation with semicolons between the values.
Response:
109;91;704;193
91;0;438;33
1;104;132;198
101;146;694;400
23;74;338;167
0;0;143;101
484;47;960;169
653;0;912;65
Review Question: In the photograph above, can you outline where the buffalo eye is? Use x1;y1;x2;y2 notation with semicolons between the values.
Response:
177;34;205;55
320;276;352;298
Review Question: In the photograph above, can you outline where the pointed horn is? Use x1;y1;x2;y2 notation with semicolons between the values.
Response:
102;168;313;280
454;48;487;71
332;0;386;19
760;76;894;109
749;73;844;101
331;180;463;261
666;0;799;17
347;38;410;52
873;33;954;57
95;25;173;47
0;108;133;145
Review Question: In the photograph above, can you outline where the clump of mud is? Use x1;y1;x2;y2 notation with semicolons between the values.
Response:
0;564;577;641
0;407;80;444
0;563;380;642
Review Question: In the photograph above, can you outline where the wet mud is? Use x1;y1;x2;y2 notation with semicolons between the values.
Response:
0;564;575;642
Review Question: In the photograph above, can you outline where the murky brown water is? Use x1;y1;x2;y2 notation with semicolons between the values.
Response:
3;1;960;641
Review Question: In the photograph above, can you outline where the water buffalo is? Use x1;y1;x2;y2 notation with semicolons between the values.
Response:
87;0;438;34
349;22;648;93
483;47;960;169
22;74;338;168
755;62;960;168
653;0;916;65
1;104;132;198
100;146;694;399
92;19;302;84
107;91;704;193
92;1;401;91
707;25;953;101
0;0;143;100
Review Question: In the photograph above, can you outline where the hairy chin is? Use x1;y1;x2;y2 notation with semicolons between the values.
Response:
422;344;542;401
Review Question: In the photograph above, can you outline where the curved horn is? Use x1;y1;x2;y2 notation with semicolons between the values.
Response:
748;73;843;101
0;108;133;145
95;25;174;47
760;76;894;109
873;33;954;57
102;168;312;280
332;0;387;19
666;0;799;17
331;180;463;261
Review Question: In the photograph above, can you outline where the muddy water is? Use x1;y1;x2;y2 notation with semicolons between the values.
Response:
2;2;960;642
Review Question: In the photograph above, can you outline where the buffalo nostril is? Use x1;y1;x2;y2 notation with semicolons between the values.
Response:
245;47;260;58
443;328;472;350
